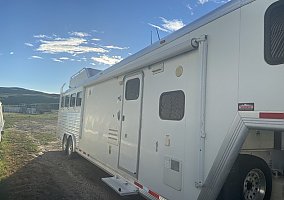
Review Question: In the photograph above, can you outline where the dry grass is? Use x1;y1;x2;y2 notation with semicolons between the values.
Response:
0;113;59;180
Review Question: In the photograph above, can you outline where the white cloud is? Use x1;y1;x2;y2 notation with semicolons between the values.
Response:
59;57;69;60
25;43;34;47
92;30;104;34
102;45;129;50
37;37;108;54
52;58;63;63
149;17;185;33
198;0;231;4
148;23;170;33
69;32;90;37
160;17;185;32
91;38;101;41
91;55;123;65
187;4;194;15
10;52;14;55
30;55;43;59
34;34;51;39
198;0;208;4
50;57;70;62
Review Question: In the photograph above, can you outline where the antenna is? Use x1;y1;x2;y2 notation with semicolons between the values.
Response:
156;28;160;41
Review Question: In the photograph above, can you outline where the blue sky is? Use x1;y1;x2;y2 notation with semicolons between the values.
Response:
0;0;230;94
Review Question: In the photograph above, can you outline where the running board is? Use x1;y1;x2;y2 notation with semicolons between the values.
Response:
102;176;138;196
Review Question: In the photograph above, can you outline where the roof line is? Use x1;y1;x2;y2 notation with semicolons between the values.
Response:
100;0;254;75
73;0;255;89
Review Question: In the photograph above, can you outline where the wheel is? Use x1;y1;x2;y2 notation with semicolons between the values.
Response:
66;136;74;158
217;154;272;200
62;135;68;154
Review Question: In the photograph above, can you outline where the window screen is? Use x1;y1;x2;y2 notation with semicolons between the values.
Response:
264;1;284;65
65;95;70;107
76;91;83;107
61;96;65;108
159;90;185;121
125;78;140;100
70;93;76;107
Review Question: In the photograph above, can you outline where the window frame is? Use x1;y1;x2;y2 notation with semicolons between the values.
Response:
125;78;140;101
159;90;185;121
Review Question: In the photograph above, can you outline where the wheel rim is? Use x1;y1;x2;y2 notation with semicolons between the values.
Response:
243;169;266;200
68;140;73;155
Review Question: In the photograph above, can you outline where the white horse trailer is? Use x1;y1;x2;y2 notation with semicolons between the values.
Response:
58;0;284;199
0;102;4;142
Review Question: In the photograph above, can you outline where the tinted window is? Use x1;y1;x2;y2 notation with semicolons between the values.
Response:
264;1;284;65
159;90;185;121
65;95;70;107
125;78;140;100
70;93;76;107
76;91;83;107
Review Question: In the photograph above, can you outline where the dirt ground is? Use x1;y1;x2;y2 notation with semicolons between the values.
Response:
0;113;146;200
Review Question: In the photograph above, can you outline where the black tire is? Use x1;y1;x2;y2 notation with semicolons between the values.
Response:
218;154;272;200
62;135;68;154
66;136;74;158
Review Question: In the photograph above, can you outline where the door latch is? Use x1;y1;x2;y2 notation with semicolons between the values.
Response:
155;141;158;152
117;111;120;120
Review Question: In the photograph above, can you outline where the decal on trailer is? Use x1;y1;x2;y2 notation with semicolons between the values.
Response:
238;103;254;111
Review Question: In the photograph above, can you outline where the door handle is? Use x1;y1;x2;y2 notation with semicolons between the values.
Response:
155;141;158;152
122;115;125;121
117;111;120;120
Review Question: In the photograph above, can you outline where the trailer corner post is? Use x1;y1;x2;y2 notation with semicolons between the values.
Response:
195;35;208;188
60;83;66;94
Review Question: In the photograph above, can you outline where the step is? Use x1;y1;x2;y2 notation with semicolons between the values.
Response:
102;176;139;196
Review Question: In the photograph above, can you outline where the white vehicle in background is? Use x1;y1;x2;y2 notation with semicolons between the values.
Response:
58;0;284;200
0;101;4;142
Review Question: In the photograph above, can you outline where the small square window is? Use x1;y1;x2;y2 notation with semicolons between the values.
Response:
65;95;70;107
125;78;140;100
76;92;83;107
70;93;76;107
61;96;65;108
159;90;185;121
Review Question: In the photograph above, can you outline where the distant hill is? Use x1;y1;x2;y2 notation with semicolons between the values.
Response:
0;87;59;105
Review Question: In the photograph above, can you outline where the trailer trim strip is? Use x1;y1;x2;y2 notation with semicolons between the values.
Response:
259;112;284;119
134;181;167;200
